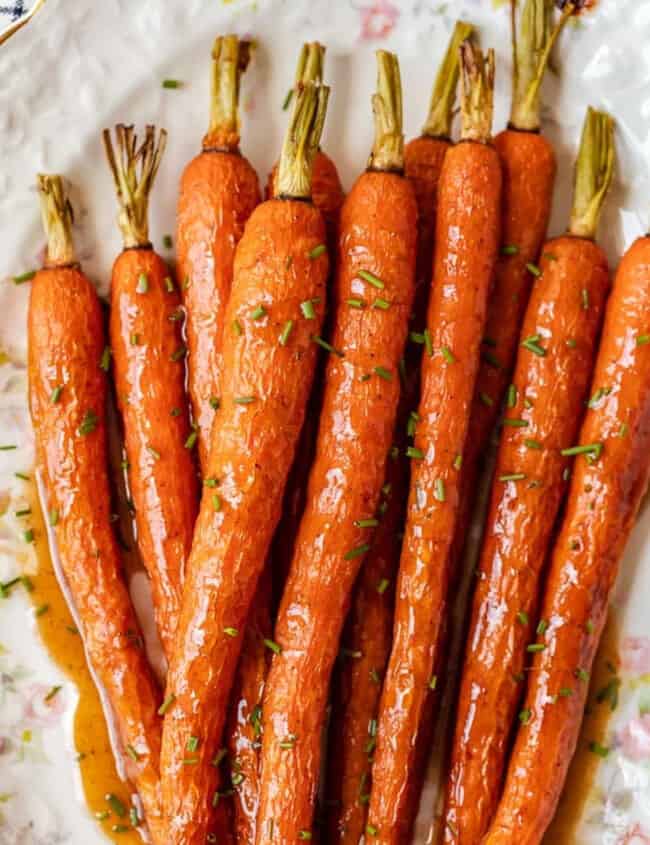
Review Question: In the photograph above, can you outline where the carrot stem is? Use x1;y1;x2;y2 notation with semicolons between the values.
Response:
510;0;574;131
102;124;167;249
422;20;474;139
368;50;404;172
204;34;252;151
275;81;330;200
37;174;76;267
459;40;496;144
569;107;615;240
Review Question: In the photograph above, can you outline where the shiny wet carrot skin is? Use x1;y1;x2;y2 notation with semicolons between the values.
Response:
161;198;328;845
324;134;449;845
176;149;261;469
443;237;610;845
255;170;417;843
484;236;650;845
110;247;198;660
454;130;556;560
228;570;273;845
367;140;502;845
28;265;164;842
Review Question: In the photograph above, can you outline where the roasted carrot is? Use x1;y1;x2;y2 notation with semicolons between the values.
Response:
365;41;502;844
481;135;650;845
255;51;417;844
323;22;471;844
443;107;615;845
160;80;330;845
103;125;199;661
28;176;164;842
177;35;261;469
452;0;574;567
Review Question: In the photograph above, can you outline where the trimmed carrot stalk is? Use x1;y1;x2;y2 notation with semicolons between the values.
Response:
255;51;417;844
104;124;199;661
365;40;502;845
323;22;472;844
28;176;164;843
481;123;650;845
443;107;615;845
453;0;574;567
177;35;261;470
160;80;331;845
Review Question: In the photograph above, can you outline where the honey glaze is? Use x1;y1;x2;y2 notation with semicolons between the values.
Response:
27;487;143;844
544;611;620;843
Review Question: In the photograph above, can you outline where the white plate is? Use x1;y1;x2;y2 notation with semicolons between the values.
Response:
1;1;650;843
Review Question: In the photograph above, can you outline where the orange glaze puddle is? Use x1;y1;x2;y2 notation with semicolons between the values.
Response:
26;487;143;844
544;611;620;842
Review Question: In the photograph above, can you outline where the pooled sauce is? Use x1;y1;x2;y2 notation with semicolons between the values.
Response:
544;611;620;843
27;489;142;844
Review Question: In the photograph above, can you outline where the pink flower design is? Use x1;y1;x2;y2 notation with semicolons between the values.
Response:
620;636;650;674
22;683;66;726
617;824;650;844
358;0;399;42
617;713;650;762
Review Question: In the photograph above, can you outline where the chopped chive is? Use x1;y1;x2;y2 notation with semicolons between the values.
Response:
35;603;49;617
298;831;312;840
186;736;199;753
44;684;62;702
536;619;548;635
618;422;628;438
212;748;228;768
588;386;612;408
636;334;650;346
346;298;365;309
282;88;293;110
49;508;59;526
503;418;528;428
50;384;64;403
527;643;546;653
211;495;222;512
543;252;558;261
566;338;577;348
575;668;590;682
406;446;424;460
560;443;603;459
309;244;327;260
410;331;424;345
208;397;220;412
264;638;282;655
312;335;344;357
15;472;29;481
130;807;139;827
0;445;17;451
182;757;198;765
434;478;446;502
164;276;175;292
499;473;526;482
344;543;371;561
441;346;456;364
559;687;574;698
424;329;433;357
279;320;294;346
517;611;529;626
526;262;542;278
146;445;161;461
78;410;99;436
596;678;620;710
429;675;438;691
100;346;112;372
13;270;36;284
372;297;391;310
519;708;532;725
374;366;392;381
501;244;519;256
170;407;181;417
524;398;533;409
370;667;381;683
479;392;493;407
453;453;463;470
358;269;384;290
585;619;594;634
15;507;31;516
105;794;127;818
184;431;198;450
170;345;187;362
521;335;546;356
251;305;266;320
95;810;110;821
300;300;316;319
279;734;297;749
234;395;256;405
158;694;176;715
376;578;389;595
126;744;140;761
162;79;182;89
588;741;609;758
223;627;239;638
524;438;542;450
136;273;149;294
354;518;379;528
130;333;140;346
163;235;173;249
581;289;590;310
232;320;243;337
204;478;219;488
366;824;378;837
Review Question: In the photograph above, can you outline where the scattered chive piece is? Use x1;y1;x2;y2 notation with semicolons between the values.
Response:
279;734;297;749
346;298;365;309
223;627;239;638
209;396;220;411
186;736;199;753
537;619;548;635
424;329;433;357
105;794;127;818
15;472;29;481
158;694;176;715
184;431;198;450
354;518;379;528
170;407;181;417
95;810;110;821
100;345;112;372
344;543;371;561
499;473;526;483
211;494;222;512
78;410;99;436
366;825;378;837
524;438;542;450
434;478;446;502
596;677;620;710
453;453;463;470
35;603;49;617
479;392;493;407
410;331;424;345
441;346;456;364
581;288;590;310
50;384;64;403
112;825;130;834
13;270;36;284
0;445;17;451
376;578;389;595
15;507;31;516
524;398;533;409
126;744;140;761
517;611;529;626
588;386;612;408
588;741;609;758
501;244;519;256
636;333;650;346
279;320;294;346
49;508;59;527
264;638;282;655
162;79;182;89
251;305;266;320
585;619;594;634
136;273;149;294
543;252;558;261
312;335;344;357
527;643;546;653
146;445;161;461
372;297;391;310
521;334;546;356
309;244;327;259
130;333;140;346
370;667;381;683
164;276;175;292
374;366;392;381
526;262;542;278
170;345;187;362
503;417;529;429
575;668;590;682
212;748;228;767
559;687;574;698
406;446;424;460
619;422;629;438
566;338;577;348
358;269;384;290
130;807;139;827
519;708;532;725
300;300;316;319
163;235;173;249
234;395;256;405
429;675;438;691
282;88;293;110
204;477;219;488
298;832;312;840
44;685;61;702
232;319;243;337
560;442;603;459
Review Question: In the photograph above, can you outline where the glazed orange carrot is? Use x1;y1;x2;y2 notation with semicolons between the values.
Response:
365;41;501;844
160;80;330;845
443;107;615;845
452;0;574;566
323;22;471;844
255;51;417;844
104;125;199;661
481;141;650;845
28;176;164;842
177;35;261;469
